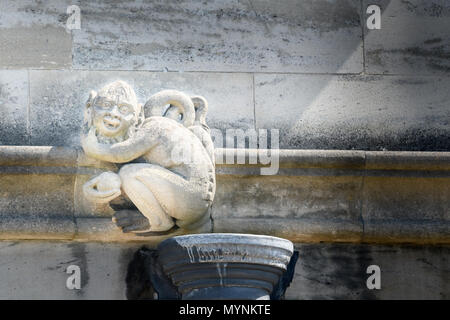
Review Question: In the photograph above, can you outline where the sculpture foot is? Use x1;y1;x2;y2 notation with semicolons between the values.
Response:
112;210;151;233
112;210;176;234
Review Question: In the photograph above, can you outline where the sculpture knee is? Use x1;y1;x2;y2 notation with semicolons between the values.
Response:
119;164;147;181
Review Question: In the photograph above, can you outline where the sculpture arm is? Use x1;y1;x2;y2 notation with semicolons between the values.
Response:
82;127;158;163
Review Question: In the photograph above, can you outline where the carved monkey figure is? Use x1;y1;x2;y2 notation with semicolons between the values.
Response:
82;81;215;233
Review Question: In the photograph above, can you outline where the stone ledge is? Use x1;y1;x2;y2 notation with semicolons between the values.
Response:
1;146;449;171
214;148;450;171
0;146;449;244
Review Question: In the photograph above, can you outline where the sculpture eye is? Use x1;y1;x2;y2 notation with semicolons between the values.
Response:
119;105;130;114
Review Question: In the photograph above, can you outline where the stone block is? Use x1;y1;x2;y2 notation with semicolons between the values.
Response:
0;70;29;145
0;216;75;240
362;176;450;243
29;70;253;146
0;1;72;68
286;243;450;299
364;0;450;74
70;0;362;72
0;173;74;218
212;174;363;242
255;74;450;150
0;241;139;299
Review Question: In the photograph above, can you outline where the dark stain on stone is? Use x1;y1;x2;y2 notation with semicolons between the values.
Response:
296;244;376;299
424;37;442;45
340;75;383;82
5;242;19;248
284;125;450;151
427;61;450;72
424;2;444;18
402;46;450;59
394;78;428;85
401;0;418;12
368;45;450;73
401;1;450;17
245;0;361;32
125;246;180;300
369;46;450;60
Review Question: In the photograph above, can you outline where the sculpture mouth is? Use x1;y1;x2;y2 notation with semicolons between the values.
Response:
103;117;121;130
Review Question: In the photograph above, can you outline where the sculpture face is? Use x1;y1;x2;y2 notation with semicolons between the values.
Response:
92;95;135;138
89;81;141;139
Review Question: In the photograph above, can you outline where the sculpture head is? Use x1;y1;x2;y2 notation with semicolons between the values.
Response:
84;81;143;142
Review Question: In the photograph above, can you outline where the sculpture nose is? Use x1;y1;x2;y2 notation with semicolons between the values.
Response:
110;105;121;117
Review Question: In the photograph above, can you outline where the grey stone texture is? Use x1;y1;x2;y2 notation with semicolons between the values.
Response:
0;70;29;145
0;173;74;218
287;243;450;300
0;1;448;150
364;0;450;74
0;241;448;299
70;0;363;72
17;70;450;151
0;0;363;72
0;1;72;69
362;176;450;243
212;174;364;242
0;241;136;299
212;149;450;244
255;74;450;150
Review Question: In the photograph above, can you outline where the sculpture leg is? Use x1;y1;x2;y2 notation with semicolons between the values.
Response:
119;163;209;232
119;165;175;232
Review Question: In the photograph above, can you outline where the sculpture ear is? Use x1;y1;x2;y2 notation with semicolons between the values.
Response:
137;103;145;126
83;91;97;131
191;96;208;125
86;90;97;109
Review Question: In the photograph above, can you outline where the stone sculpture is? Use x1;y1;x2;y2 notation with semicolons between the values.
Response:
81;81;215;234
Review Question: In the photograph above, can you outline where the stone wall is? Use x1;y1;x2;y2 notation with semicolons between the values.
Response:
0;0;449;150
0;241;448;299
0;0;449;300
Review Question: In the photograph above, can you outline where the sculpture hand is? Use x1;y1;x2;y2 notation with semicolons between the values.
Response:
83;172;122;203
81;127;98;154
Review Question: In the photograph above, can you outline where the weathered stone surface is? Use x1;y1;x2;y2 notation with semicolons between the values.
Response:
0;216;75;240
0;146;77;166
364;0;450;74
212;174;364;242
365;151;450;171
69;0;363;72
0;70;29;145
287;243;450;299
0;241;448;299
362;176;450;243
0;147;448;243
255;74;450;150
0;174;74;218
75;217;211;243
0;241;138;299
0;1;72;68
29;70;253;146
